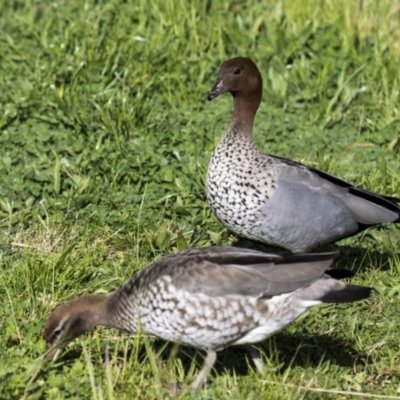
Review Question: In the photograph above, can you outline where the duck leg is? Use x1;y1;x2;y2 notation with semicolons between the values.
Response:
245;345;265;374
190;350;217;391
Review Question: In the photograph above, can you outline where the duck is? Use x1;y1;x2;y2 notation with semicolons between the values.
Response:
44;246;372;391
206;57;400;252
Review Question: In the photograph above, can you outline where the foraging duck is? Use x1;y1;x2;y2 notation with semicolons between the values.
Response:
45;246;372;391
207;57;400;252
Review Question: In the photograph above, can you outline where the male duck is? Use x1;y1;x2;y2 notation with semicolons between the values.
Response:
207;57;400;252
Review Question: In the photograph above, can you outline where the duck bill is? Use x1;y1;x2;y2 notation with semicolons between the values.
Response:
44;345;62;361
207;80;227;100
44;336;72;361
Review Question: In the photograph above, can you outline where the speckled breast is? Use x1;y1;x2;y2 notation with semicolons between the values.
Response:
137;275;263;350
206;130;276;239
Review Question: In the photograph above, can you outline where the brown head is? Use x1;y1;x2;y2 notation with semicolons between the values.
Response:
208;57;263;128
44;294;108;360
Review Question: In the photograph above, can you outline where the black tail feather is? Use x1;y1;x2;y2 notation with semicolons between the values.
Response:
276;251;345;264
325;269;354;280
319;285;373;303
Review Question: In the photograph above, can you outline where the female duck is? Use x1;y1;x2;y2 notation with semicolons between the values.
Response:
45;247;371;390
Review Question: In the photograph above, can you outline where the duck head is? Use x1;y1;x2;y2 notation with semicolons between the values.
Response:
207;57;263;101
208;57;263;128
44;295;108;360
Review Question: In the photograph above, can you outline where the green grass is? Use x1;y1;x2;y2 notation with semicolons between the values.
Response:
1;0;400;398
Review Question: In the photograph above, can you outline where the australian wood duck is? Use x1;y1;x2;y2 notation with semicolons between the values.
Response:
45;246;372;390
207;57;400;252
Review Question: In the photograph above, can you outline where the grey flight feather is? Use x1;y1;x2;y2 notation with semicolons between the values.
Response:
276;163;399;224
121;247;342;299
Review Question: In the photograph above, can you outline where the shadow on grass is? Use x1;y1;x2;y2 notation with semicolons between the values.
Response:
153;332;366;379
50;331;367;384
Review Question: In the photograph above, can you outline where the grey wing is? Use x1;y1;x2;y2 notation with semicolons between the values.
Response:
123;247;284;297
276;163;400;225
163;246;284;265
167;248;341;298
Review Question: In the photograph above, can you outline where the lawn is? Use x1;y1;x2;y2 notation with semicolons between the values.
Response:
1;0;400;398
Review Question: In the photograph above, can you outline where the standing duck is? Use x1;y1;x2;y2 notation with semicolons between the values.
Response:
45;246;372;391
207;57;400;252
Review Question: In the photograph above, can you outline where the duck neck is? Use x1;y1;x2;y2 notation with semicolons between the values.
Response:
230;90;261;137
79;295;111;328
103;290;139;332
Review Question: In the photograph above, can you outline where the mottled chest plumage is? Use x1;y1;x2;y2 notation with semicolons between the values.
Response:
112;273;307;351
206;129;276;238
134;276;268;350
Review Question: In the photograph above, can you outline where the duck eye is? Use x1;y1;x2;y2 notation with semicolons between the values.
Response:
54;328;62;336
233;68;241;75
